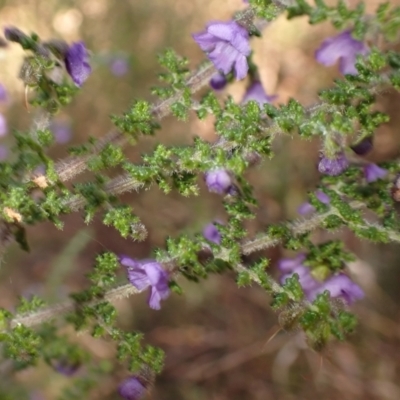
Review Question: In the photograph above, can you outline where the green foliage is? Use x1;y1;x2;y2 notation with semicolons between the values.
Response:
3;0;400;397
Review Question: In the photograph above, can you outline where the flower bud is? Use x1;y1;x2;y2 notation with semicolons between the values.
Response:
204;169;233;194
119;376;146;400
318;152;349;176
4;26;28;43
350;136;373;155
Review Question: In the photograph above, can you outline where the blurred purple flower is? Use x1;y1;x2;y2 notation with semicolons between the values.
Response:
118;376;147;400
203;222;222;244
0;145;8;161
351;136;373;156
64;42;91;87
0;114;7;136
298;190;330;216
193;21;250;80
363;163;387;183
210;72;227;90
278;255;363;304
120;257;170;310
0;84;7;102
51;120;72;144
51;358;80;376
110;57;129;77
315;30;368;75
242;81;277;106
4;26;27;43
309;273;364;304
205;168;233;194
318;152;349;176
277;253;306;273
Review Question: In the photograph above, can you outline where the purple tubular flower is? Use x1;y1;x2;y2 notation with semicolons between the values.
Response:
118;376;147;400
4;26;28;43
210;72;227;90
298;190;330;215
318;152;349;176
51;120;72;144
309;273;364;304
277;253;306;273
363;163;387;183
193;21;251;80
64;42;91;87
351;136;373;155
110;57;129;76
0;114;7;136
315;30;368;75
242;81;277;106
120;257;170;310
204;169;233;194
0;84;7;102
0;145;8;161
203;222;222;244
51;359;80;376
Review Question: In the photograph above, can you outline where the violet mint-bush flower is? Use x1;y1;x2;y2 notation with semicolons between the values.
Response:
298;190;330;215
0;84;7;102
118;376;147;400
120;257;170;310
203;222;222;244
242;81;277;105
193;21;250;80
64;41;92;87
318;152;349;176
351;136;373;156
210;72;228;90
315;30;368;75
363;163;387;183
309;273;364;305
0;114;7;136
204;168;233;194
278;255;364;304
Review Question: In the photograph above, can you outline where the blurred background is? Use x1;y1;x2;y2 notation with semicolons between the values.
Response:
1;0;400;398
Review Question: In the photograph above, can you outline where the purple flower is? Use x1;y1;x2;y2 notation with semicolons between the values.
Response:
278;254;320;298
298;190;330;215
309;273;364;304
64;42;91;87
4;26;28;43
0;114;7;136
204;169;233;194
242;81;277;106
0;145;8;161
51;358;80;376
210;72;227;90
318;152;349;176
351;136;373;155
110;57;129;77
0;84;7;102
120;257;170;310
277;253;306;273
203;222;222;244
315;30;368;75
363;163;387;183
118;376;147;400
193;21;250;80
50;120;72;144
278;255;364;304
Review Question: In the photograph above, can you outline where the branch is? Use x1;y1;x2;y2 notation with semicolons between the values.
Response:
9;284;141;329
7;198;383;331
